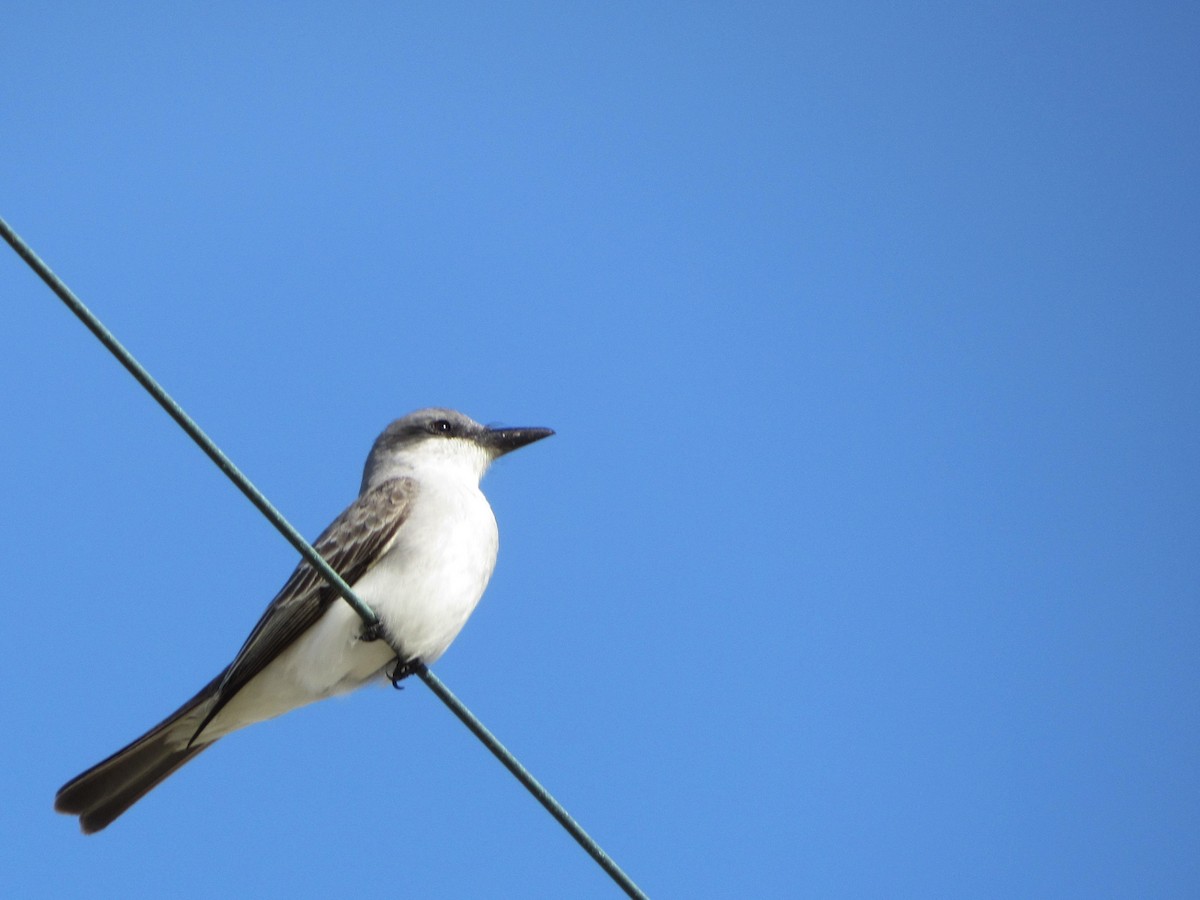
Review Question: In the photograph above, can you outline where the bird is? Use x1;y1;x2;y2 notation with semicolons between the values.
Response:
55;407;553;833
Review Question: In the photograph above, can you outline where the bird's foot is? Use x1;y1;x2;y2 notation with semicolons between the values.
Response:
360;621;420;688
359;620;390;644
387;657;422;689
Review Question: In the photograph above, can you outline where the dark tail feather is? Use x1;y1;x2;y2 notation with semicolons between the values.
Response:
56;674;223;833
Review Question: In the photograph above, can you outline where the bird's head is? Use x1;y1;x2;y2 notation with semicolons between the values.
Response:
361;408;554;491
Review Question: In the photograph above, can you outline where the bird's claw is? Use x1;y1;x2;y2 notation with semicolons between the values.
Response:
359;621;387;643
387;657;421;689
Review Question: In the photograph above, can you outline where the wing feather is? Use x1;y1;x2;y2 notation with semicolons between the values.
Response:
192;476;417;737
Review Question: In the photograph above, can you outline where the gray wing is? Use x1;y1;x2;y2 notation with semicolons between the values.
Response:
193;476;418;736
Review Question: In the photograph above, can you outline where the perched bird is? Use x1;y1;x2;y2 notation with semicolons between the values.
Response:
56;407;553;833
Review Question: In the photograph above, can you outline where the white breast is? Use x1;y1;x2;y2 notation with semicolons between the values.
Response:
199;474;499;740
355;474;499;665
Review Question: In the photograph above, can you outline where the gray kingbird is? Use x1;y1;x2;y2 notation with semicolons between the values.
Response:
55;407;553;833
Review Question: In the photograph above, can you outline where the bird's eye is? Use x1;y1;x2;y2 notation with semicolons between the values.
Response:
429;419;454;435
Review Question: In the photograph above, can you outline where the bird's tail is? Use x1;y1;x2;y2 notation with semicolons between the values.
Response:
55;674;223;833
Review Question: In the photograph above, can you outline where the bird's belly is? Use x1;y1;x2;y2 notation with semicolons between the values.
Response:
200;603;395;740
201;484;498;740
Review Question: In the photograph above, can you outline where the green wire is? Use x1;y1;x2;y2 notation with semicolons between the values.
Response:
1;215;649;900
0;218;378;631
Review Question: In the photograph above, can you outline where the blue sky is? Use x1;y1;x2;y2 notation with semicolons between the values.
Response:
2;4;1197;897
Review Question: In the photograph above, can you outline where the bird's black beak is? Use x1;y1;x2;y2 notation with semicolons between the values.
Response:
481;425;555;457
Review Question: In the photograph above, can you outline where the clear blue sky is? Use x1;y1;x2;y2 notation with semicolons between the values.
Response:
2;4;1197;897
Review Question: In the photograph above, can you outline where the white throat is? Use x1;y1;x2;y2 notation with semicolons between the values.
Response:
364;436;492;493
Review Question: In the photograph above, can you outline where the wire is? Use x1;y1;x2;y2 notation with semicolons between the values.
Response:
1;215;649;900
0;218;379;632
416;664;647;896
